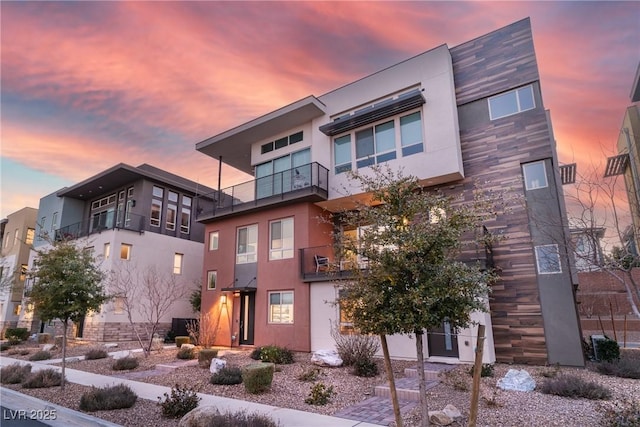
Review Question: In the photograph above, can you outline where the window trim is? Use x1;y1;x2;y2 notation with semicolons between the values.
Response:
207;270;217;290
268;290;294;324
209;231;219;251
535;244;562;274
522;160;549;190
488;85;536;120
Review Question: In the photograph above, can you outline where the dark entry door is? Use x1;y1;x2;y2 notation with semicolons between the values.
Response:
427;320;459;358
239;292;255;345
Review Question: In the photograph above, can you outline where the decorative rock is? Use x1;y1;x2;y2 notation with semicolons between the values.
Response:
151;337;164;351
310;349;343;367
428;410;453;426
103;343;119;348
497;369;536;392
42;344;56;352
442;404;462;419
181;343;195;350
209;358;227;374
178;405;220;427
111;350;133;360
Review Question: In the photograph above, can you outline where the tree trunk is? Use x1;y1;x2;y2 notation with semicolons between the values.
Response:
415;331;430;427
61;319;68;390
380;334;403;427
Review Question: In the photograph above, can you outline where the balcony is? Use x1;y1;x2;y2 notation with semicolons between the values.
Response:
196;162;329;221
55;212;145;241
300;245;368;282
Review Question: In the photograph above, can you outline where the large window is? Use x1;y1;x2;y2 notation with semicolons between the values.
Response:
173;253;183;275
236;225;258;264
269;291;293;324
255;148;311;199
270;218;294;260
209;231;219;251
334;135;352;174
535;244;561;274
522;161;548;190
400;112;424;156
489;85;535;120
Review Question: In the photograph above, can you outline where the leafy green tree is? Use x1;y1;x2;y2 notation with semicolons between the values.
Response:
29;240;108;389
336;167;500;426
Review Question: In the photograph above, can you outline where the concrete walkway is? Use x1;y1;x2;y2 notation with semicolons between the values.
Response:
0;356;381;427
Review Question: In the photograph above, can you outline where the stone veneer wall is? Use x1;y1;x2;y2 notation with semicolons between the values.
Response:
81;322;172;342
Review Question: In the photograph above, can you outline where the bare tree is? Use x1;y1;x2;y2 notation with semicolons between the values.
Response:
109;262;192;356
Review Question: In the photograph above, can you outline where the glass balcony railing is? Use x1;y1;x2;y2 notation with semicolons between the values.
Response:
54;212;145;241
196;162;329;220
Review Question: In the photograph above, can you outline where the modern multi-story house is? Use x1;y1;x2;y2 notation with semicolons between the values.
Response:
0;207;37;335
18;163;215;341
195;18;584;366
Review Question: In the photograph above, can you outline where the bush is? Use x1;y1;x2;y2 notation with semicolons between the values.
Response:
0;363;32;384
0;342;11;351
353;358;379;377
177;346;195;360
79;384;138;411
84;348;108;360
198;348;218;368
330;325;380;367
112;357;139;371
297;367;321;382
192;410;280;427
600;398;640;427
596;357;640;379
210;366;243;385
28;350;52;361
242;363;275;394
539;374;611;400
596;338;621;362
22;369;64;388
158;384;200;418
5;327;29;344
37;333;51;344
175;336;191;348
305;382;335;406
469;363;495;378
164;330;176;343
250;347;262;360
259;345;294;365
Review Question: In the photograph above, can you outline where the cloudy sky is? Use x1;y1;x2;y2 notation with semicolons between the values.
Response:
1;1;638;220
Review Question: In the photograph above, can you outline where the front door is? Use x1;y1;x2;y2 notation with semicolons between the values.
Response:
427;320;459;358
239;292;255;345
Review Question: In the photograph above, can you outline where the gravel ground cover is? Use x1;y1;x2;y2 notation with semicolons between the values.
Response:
1;339;638;427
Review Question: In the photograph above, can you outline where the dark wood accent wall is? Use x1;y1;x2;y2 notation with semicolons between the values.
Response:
448;18;559;365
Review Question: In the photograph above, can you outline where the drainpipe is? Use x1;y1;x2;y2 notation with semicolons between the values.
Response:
217;156;222;207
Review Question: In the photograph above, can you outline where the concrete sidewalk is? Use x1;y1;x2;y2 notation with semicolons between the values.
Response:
0;356;379;427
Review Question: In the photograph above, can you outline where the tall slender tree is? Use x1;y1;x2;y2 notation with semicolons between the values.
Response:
336;166;501;426
29;240;108;389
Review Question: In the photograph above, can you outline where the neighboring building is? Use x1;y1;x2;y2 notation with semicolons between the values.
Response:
570;227;606;272
19;163;216;341
195;19;584;366
0;207;37;335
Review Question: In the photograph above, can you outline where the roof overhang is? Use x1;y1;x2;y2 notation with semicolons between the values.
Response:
196;96;326;174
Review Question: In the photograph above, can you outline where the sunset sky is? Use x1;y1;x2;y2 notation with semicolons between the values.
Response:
1;1;639;221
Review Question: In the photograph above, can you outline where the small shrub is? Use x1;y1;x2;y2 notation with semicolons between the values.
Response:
330;324;380;367
0;342;11;351
175;336;191;348
112;357;139;371
22;369;64;388
353;358;378;377
305;382;335;406
242;363;275;394
596;338;621;362
582;337;595;361
158;384;200;418
481;387;503;408
210;366;243;385
79;384;138;411
198;348;218;368
540;374;611;400
164;330;176;343
84;348;108;360
440;368;470;391
259;345;294;364
600;398;640;427
297;367;321;382
177;346;195;360
540;364;561;378
469;363;494;378
28;350;52;361
250;347;262;360
19;349;31;356
5;327;29;344
596;358;640;379
37;333;51;344
0;363;32;384
197;410;280;427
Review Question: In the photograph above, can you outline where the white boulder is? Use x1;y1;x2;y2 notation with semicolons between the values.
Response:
209;358;227;374
311;349;343;367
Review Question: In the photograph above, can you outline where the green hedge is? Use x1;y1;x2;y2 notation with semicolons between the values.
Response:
242;363;274;394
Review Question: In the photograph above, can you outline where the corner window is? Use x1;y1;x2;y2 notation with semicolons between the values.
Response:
269;291;293;324
120;243;132;260
173;253;183;275
209;231;219;251
207;271;217;290
535;244;561;274
270;218;294;260
523;161;548;190
489;85;535;120
236;225;258;264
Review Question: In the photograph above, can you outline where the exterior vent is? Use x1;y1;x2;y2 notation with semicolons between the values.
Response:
604;153;629;177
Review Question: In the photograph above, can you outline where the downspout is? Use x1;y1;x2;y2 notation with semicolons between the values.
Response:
217;156;223;208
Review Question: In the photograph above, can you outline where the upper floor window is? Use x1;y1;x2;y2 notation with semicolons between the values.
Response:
19;264;28;282
255;148;311;199
535;244;561;274
25;228;35;245
104;243;111;259
183;196;192;208
261;131;303;154
236;224;258;264
522;161;548;190
173;253;183;275
207;270;217;290
166;204;177;230
209;231;219;251
51;212;59;231
270;218;294;260
150;200;162;227
152;186;164;198
120;243;132;260
334;135;352;174
488;85;535;120
400;112;423;156
168;191;178;203
356;120;396;168
13;229;19;246
180;208;190;234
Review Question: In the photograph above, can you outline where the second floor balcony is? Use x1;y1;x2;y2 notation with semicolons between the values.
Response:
55;212;145;241
196;162;329;221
